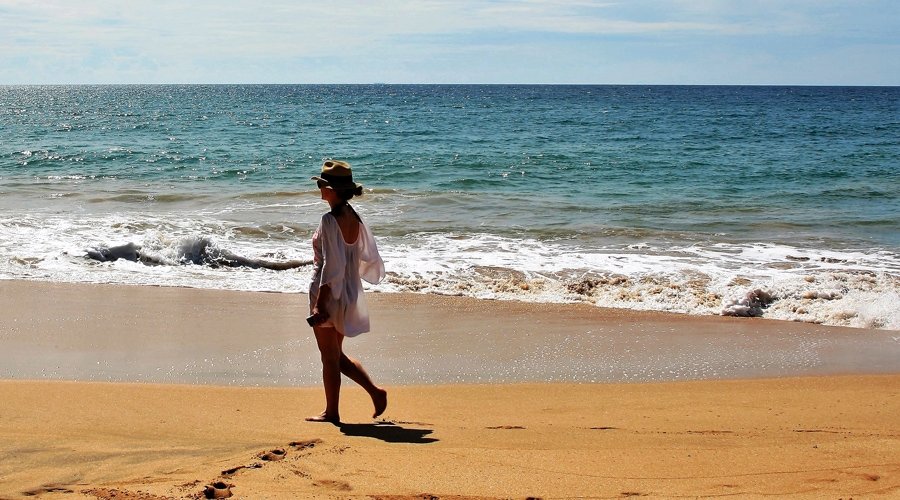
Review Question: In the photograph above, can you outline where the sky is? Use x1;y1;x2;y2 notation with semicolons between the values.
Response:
1;0;898;85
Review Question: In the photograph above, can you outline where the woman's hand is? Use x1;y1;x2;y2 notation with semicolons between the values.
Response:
307;307;329;327
308;284;332;327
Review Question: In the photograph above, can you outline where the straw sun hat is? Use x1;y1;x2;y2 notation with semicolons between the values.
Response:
311;160;362;190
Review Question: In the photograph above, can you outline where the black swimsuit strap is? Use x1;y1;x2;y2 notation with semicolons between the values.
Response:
331;202;362;222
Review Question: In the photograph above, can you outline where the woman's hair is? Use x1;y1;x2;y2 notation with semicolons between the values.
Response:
334;185;364;201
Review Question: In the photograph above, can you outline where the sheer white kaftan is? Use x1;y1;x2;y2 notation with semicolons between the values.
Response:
309;211;385;337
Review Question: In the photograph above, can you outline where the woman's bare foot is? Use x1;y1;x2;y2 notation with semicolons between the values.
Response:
372;388;388;418
305;411;340;424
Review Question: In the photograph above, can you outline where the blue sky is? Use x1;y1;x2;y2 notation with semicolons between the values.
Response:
1;0;897;85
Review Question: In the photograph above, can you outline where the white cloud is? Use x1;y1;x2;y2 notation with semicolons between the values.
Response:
0;0;897;83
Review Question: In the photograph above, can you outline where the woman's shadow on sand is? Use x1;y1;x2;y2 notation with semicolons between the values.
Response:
338;421;438;444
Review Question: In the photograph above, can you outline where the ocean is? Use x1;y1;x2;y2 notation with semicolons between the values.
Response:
1;84;898;329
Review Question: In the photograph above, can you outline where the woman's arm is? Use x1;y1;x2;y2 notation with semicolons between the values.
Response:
309;284;332;326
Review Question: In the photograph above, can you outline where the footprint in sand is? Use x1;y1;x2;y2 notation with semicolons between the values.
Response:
312;479;352;491
211;439;322;497
220;440;319;475
202;481;233;499
82;487;171;499
289;438;322;450
220;463;262;477
23;484;74;496
258;448;287;461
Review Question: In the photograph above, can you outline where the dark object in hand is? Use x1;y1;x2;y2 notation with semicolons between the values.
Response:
307;312;327;327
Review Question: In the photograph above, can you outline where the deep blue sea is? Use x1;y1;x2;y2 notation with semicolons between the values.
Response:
2;85;898;329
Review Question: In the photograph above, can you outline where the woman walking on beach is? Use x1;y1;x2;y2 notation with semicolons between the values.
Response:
306;160;387;424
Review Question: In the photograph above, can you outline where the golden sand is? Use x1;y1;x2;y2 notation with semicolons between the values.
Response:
1;377;898;499
0;280;898;498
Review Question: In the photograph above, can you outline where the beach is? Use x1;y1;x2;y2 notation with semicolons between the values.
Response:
1;280;899;499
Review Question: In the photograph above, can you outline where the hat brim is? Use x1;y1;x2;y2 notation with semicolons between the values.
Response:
311;176;361;190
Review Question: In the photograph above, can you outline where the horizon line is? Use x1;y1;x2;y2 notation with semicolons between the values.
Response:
2;82;899;88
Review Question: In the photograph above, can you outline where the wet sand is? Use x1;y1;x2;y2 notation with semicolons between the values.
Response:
1;280;898;385
0;280;899;498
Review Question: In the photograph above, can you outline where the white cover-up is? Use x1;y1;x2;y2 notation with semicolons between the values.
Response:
308;211;385;337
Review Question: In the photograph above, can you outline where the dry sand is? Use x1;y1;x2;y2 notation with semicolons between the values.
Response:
1;377;898;499
1;280;899;498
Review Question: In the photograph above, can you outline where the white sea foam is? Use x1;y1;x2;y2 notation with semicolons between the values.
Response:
367;233;900;330
1;212;898;330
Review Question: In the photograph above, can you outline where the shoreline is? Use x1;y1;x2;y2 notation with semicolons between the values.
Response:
1;279;898;386
0;281;900;386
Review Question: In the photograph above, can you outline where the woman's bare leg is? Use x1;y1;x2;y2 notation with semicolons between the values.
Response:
338;350;388;418
307;326;342;423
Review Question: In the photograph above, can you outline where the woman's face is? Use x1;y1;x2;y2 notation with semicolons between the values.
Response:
320;185;338;203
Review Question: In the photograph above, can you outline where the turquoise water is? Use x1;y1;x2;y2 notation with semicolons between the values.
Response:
1;85;899;328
